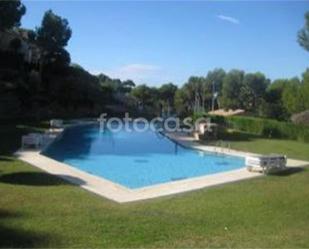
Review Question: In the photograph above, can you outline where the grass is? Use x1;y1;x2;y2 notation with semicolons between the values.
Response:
1;123;309;248
223;130;309;161
232;138;309;161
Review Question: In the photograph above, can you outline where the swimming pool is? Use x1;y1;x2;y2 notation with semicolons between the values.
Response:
43;124;245;189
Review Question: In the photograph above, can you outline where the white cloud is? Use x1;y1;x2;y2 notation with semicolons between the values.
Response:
114;64;160;76
217;14;240;24
96;64;163;85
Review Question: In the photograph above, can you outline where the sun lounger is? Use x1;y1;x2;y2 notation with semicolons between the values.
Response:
246;155;287;174
21;133;42;149
50;119;63;128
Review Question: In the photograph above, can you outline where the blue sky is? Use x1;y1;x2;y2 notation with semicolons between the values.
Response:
22;1;309;86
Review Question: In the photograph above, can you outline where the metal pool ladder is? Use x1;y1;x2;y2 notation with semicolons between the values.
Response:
214;140;231;154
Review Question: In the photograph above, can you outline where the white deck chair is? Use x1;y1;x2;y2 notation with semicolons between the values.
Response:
246;155;287;174
49;119;63;133
50;119;63;128
21;134;42;149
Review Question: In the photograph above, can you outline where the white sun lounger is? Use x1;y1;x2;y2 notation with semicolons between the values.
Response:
50;119;63;128
21;133;43;149
246;155;287;174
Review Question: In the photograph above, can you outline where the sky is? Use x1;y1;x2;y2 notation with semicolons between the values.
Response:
22;0;309;86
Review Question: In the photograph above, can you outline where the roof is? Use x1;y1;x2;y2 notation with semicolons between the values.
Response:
208;109;245;117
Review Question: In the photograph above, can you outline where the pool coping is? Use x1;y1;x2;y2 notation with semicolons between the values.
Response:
15;127;309;203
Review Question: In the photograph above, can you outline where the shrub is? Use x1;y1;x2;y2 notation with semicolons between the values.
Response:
225;116;309;142
199;113;227;126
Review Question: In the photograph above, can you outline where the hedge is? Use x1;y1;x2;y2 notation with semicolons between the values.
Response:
207;115;309;143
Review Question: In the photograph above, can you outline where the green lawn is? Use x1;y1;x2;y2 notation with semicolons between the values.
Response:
225;130;309;161
1;123;309;248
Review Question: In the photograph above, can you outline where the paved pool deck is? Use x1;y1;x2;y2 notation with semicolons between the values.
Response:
15;131;309;203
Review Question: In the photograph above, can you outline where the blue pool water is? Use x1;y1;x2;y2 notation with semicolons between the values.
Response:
43;124;245;189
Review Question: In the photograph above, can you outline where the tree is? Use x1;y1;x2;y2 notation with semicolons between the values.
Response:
221;70;245;109
36;10;72;67
0;0;26;31
298;12;309;52
183;76;206;113
131;84;155;108
241;72;270;113
9;37;21;53
300;69;309;109
27;30;36;42
158;83;178;113
282;78;304;115
47;48;71;67
97;73;111;83
174;88;190;116
262;79;289;120
121;80;136;93
71;63;84;70
204;68;226;110
131;84;158;110
173;70;226;114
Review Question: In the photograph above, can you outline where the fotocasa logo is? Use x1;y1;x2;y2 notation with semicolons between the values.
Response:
98;112;214;133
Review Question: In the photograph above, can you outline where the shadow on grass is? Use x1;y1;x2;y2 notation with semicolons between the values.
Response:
201;131;261;146
0;209;58;248
0;172;86;186
0;156;13;162
270;167;304;177
0;209;22;219
0;225;50;248
218;131;261;142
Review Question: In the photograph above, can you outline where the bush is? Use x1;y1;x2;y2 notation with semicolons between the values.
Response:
207;114;226;125
195;113;227;125
225;116;309;142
